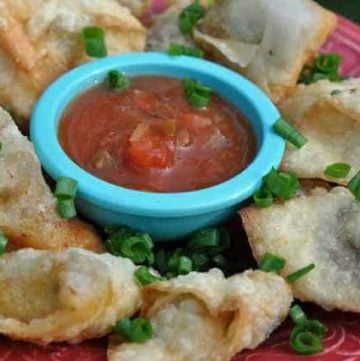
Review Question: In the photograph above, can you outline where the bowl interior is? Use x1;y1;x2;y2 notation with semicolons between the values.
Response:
31;52;285;217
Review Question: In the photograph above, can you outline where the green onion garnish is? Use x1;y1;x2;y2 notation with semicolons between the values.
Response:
168;43;204;58
106;70;130;91
55;177;78;200
290;328;323;355
348;171;360;201
259;252;286;273
188;228;220;250
191;252;209;271
57;199;77;219
0;142;2;151
253;185;273;208
264;168;300;200
178;256;193;275
113;317;153;343
179;0;206;35
183;78;212;108
287;263;315;283
331;89;341;96
0;230;8;255
290;305;308;326
324;162;351;178
273;118;308;149
299;53;342;85
81;26;107;58
135;266;163;286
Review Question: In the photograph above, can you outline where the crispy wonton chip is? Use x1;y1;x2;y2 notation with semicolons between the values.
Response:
0;248;141;345
108;269;292;361
193;0;337;102
0;107;103;252
0;0;146;127
279;79;360;184
241;187;360;313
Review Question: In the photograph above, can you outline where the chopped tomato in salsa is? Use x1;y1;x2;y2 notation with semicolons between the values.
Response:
59;76;256;192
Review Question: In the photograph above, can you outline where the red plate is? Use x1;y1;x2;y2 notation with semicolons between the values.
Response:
2;7;360;361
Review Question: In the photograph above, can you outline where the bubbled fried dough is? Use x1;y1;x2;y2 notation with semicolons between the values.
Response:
0;107;103;252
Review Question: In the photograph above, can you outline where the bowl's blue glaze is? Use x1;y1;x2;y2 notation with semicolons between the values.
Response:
31;52;285;241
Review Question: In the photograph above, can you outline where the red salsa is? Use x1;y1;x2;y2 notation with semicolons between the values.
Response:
59;76;256;192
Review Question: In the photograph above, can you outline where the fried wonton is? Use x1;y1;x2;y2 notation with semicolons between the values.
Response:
193;0;337;102
279;79;360;184
0;107;102;252
241;186;360;313
0;0;146;127
108;269;292;361
0;248;141;345
146;0;210;51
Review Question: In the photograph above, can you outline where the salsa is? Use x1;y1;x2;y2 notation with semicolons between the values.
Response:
59;76;256;192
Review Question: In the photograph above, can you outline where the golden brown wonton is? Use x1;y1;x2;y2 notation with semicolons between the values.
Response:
193;0;337;102
0;248;141;345
108;269;292;361
279;79;360;184
0;0;146;128
241;187;360;313
0;107;103;252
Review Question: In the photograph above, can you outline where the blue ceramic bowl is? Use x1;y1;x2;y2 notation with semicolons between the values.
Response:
31;52;285;241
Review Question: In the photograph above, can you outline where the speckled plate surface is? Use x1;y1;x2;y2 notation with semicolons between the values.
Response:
2;7;360;361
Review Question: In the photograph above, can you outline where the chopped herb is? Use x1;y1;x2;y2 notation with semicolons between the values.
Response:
324;163;351;179
179;0;206;35
177;256;193;275
348;171;360;201
0;230;8;255
273;117;308;149
253;185;273;208
259;252;286;273
113;317;153;343
191;252;209;271
264;168;300;200
55;177;78;200
290;305;308;326
106;70;130;90
135;266;163;286
81;26;107;58
168;43;204;58
183;78;212;107
57;198;77;219
287;263;315;283
331;89;341;96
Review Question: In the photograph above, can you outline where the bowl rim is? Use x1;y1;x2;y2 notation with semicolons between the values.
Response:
31;52;285;218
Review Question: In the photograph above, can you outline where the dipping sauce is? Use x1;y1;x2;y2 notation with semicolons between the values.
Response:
59;76;256;192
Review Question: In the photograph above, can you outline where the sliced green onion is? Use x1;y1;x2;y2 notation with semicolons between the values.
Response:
315;54;341;74
178;256;193;275
106;70;130;91
0;142;2;151
264;168;300;200
0;230;8;255
324;163;351;178
188;228;220;250
135;266;163;286
287;263;315;283
81;26;107;58
168;43;204;58
348;171;360;201
155;249;169;274
179;0;206;35
290;328;323;355
183;78;212;108
168;249;183;272
273;118;308;149
120;234;154;264
57;199;77;219
305;320;328;338
331;89;341;96
54;177;78;200
259;252;286;273
191;252;209;271
114;318;153;343
290;305;308;326
253;185;273;208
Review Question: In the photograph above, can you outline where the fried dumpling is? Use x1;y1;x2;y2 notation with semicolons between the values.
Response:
0;0;146;127
241;186;360;313
146;0;209;51
0;248;141;345
193;0;337;102
0;107;102;252
279;79;360;184
108;269;292;361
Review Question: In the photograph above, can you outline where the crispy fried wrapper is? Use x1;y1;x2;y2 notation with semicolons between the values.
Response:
193;0;337;102
241;186;360;313
0;248;141;345
279;79;360;185
146;0;211;51
108;269;292;361
0;107;103;252
0;0;146;127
